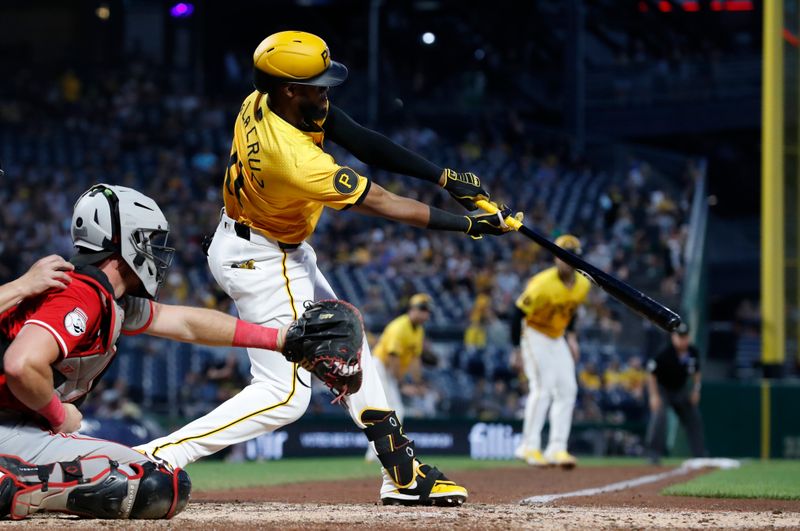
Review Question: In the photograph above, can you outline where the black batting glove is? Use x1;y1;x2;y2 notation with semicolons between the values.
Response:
464;204;523;239
441;169;489;211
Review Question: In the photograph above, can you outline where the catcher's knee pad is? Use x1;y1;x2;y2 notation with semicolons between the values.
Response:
0;454;190;520
129;462;191;519
361;409;416;487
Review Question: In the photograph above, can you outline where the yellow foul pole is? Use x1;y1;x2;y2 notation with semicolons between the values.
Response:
761;0;785;367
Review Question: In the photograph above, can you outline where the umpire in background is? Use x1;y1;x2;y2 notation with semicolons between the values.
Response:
645;322;706;463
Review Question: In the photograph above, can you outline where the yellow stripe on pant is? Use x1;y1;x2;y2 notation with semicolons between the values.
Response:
152;364;299;455
152;251;303;456
282;249;298;320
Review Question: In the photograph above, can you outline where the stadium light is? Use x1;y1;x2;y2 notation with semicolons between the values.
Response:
95;4;110;20
170;2;195;18
421;32;436;45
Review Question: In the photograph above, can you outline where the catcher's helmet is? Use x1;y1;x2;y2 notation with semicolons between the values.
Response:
71;184;174;300
252;30;348;92
555;234;582;255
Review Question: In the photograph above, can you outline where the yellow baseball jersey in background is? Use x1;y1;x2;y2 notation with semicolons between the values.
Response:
516;266;591;338
223;91;370;243
373;314;425;376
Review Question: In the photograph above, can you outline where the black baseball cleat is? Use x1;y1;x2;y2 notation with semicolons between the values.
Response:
380;463;468;507
0;472;19;518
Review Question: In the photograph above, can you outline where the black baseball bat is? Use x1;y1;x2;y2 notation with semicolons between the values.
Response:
476;201;682;332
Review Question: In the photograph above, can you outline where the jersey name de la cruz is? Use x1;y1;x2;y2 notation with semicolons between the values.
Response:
224;91;370;243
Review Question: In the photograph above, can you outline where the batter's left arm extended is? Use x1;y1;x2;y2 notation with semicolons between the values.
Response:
325;106;489;210
354;182;517;239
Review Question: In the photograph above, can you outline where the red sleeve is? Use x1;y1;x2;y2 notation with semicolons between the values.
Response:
23;281;103;360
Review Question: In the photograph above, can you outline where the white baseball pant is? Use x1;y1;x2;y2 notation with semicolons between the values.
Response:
519;326;578;455
136;212;390;467
374;360;405;422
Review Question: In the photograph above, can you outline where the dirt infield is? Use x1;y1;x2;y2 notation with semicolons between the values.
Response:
3;465;799;529
196;464;799;512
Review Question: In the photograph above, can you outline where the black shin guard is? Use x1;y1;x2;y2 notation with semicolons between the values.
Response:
361;409;416;487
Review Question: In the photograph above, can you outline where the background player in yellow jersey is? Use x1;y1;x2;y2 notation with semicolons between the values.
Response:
373;293;433;422
366;293;433;461
509;235;590;468
138;31;520;507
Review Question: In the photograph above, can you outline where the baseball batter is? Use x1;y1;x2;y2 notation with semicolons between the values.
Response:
510;234;590;468
0;184;305;519
136;31;519;506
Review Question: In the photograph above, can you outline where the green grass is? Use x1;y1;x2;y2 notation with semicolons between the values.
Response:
186;456;673;492
187;456;800;500
187;456;516;491
662;460;800;500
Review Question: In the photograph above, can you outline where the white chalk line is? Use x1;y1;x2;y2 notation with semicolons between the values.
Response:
520;458;741;505
520;465;692;505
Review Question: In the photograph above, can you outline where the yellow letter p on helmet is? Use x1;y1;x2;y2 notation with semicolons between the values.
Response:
253;31;348;91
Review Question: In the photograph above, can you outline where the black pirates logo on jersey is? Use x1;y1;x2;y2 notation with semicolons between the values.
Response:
333;167;358;195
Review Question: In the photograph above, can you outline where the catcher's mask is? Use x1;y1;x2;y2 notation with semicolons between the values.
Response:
71;184;174;300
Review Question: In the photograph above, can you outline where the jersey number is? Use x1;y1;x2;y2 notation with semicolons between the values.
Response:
224;151;245;207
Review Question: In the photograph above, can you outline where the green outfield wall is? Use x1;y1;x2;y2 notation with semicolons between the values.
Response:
699;381;800;458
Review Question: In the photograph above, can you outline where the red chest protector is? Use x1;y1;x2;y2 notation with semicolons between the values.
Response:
0;265;125;412
50;266;125;405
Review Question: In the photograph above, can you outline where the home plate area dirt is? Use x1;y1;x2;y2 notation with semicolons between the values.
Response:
4;466;799;529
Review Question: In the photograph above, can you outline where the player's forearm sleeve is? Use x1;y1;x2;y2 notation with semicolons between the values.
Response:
510;306;525;347
325;105;442;182
426;207;471;232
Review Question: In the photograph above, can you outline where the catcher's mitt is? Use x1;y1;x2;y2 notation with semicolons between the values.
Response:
282;299;364;402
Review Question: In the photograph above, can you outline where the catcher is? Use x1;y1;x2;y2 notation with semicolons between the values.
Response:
0;183;358;520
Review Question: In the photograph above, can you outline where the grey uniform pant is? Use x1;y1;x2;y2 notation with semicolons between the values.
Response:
645;385;706;458
0;413;148;480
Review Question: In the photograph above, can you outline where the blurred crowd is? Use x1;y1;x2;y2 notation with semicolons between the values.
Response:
0;59;696;430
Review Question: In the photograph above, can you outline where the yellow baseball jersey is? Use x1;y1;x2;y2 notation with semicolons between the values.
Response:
223;91;370;243
373;314;425;375
579;369;602;391
516;267;591;338
620;367;648;391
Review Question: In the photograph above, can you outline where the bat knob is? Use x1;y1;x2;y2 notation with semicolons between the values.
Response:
666;316;683;332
